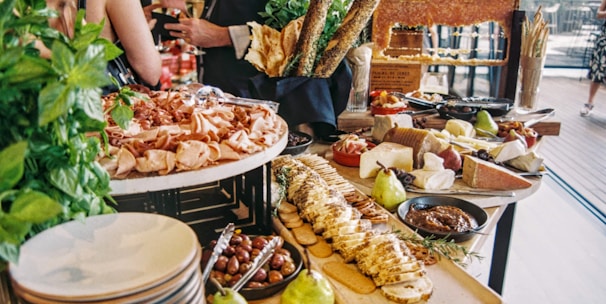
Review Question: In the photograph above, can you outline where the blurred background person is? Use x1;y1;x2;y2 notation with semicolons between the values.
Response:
164;0;267;97
581;0;606;117
85;0;162;89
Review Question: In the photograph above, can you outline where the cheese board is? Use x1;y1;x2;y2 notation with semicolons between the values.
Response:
262;153;512;303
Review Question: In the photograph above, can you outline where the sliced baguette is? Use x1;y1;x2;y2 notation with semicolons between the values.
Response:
380;276;434;304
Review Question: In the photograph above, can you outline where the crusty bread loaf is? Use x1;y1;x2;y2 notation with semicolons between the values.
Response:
382;127;444;169
462;155;533;190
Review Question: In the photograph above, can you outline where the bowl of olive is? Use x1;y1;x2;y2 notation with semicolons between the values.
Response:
281;131;313;156
436;104;477;121
204;234;303;300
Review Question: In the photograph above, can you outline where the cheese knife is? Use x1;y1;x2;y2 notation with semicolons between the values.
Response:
406;186;515;197
201;223;235;284
523;109;556;128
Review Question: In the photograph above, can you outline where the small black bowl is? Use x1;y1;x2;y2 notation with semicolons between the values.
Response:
240;241;303;300
205;241;303;301
281;131;313;155
436;104;477;121
397;196;488;242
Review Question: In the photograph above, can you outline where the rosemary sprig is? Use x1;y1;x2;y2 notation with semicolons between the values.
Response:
272;166;291;216
395;229;484;267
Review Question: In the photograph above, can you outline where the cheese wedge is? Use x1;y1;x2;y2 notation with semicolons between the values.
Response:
445;119;475;137
506;151;544;172
372;114;413;142
359;142;413;178
462;155;532;190
489;140;527;163
411;153;455;190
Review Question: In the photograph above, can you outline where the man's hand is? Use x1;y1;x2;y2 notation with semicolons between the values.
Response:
165;18;232;48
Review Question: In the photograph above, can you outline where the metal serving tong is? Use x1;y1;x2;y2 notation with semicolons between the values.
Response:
201;223;235;284
180;83;280;111
231;236;282;292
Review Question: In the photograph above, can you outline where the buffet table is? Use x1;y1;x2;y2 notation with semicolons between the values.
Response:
246;139;542;303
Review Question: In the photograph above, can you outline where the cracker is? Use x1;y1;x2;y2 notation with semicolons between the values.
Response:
284;217;304;228
307;236;333;258
291;223;317;246
322;261;376;294
278;211;301;224
277;201;298;214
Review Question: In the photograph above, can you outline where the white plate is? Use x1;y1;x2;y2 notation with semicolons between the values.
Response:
109;117;288;195
9;213;199;301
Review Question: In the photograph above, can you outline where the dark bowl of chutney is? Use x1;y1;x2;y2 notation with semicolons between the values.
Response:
397;196;488;242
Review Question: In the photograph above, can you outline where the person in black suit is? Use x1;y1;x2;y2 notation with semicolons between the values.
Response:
164;0;352;141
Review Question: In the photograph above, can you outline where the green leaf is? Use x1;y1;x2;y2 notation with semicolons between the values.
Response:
0;0;18;23
75;89;105;122
71;45;112;89
0;141;27;192
111;104;133;130
38;81;74;126
51;40;75;74
0;47;24;70
49;166;83;198
6;56;54;84
0;215;32;244
10;191;62;224
0;242;20;265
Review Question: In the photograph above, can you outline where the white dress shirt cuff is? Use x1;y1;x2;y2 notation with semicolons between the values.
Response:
228;25;251;60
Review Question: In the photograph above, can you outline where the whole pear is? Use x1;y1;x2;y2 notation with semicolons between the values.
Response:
281;269;334;304
474;110;499;136
213;287;248;304
371;162;407;212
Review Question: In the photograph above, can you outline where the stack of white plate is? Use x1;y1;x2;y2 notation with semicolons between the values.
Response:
9;213;204;304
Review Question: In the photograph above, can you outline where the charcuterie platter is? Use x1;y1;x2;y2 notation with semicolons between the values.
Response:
99;87;288;195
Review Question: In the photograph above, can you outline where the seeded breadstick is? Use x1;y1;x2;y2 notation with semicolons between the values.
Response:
293;0;333;76
314;0;380;77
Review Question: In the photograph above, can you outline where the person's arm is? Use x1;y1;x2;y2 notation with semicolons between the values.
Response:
106;0;162;86
598;0;606;20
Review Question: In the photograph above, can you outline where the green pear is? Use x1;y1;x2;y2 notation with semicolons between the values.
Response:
371;162;407;212
281;269;335;304
474;110;499;136
213;287;248;304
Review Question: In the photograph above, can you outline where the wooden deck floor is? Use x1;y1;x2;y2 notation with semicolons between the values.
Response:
466;72;606;303
535;74;606;215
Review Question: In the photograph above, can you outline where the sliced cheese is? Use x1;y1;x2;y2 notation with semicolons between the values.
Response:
506;151;544;172
489;140;527;163
372;114;413;142
411;169;455;190
410;153;455;190
462;155;532;190
359;142;413;178
445;119;475;137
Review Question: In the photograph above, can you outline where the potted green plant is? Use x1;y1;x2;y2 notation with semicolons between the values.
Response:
0;0;128;271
